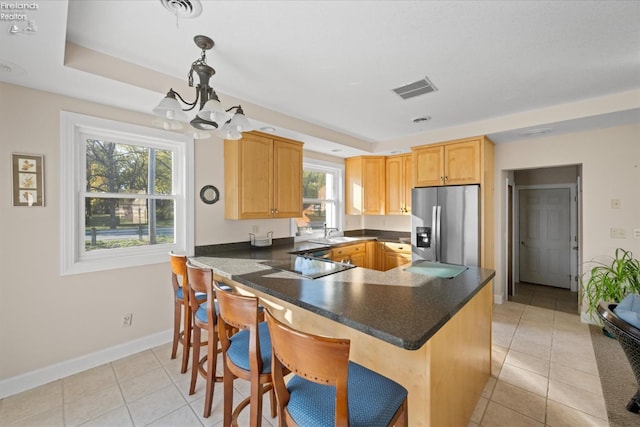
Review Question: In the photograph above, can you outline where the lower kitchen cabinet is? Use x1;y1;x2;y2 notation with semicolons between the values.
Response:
331;243;367;267
382;242;411;270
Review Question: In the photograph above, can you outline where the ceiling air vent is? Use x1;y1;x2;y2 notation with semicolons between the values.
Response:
160;0;203;19
393;77;438;100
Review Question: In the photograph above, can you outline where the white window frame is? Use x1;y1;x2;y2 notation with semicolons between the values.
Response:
60;111;194;275
293;158;344;239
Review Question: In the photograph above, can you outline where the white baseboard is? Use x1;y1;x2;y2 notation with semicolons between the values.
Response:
493;294;504;304
0;329;172;399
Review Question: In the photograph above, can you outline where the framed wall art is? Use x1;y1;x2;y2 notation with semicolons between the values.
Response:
11;153;44;207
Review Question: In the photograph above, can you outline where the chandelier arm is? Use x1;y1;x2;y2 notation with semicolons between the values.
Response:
172;90;199;111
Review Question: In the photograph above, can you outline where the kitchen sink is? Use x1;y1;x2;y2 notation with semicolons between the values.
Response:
308;236;361;245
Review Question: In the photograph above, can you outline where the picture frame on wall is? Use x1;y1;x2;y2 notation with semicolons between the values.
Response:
11;153;44;207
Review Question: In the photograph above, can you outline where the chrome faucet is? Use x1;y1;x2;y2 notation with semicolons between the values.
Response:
323;223;339;238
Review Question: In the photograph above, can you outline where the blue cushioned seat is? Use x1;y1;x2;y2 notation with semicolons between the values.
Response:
286;361;407;427
175;287;206;301
194;301;219;324
226;322;272;373
615;293;640;329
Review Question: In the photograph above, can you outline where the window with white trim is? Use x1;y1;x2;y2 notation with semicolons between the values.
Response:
60;112;193;275
292;159;343;238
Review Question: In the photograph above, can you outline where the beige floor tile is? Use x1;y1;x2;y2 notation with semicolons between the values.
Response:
546;399;609;427
550;347;598;375
504;349;550;377
0;380;62;425
492;345;508;376
112;350;162;382
147;404;203;427
498;364;548;397
509;336;552;361
471;396;489;423
480;401;544;427
77;405;133;427
63;384;124;427
482;376;497;399
548;379;608;420
492;330;514;348
6;406;64;427
63;365;118;404
490;381;547;422
126;384;186;426
549;363;603;395
119;366;173;402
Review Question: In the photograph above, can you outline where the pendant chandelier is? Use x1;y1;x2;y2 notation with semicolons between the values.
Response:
152;35;251;140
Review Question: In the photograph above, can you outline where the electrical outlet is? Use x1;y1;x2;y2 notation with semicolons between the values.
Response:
611;198;621;209
252;225;259;233
121;313;133;327
610;228;626;239
634;229;640;239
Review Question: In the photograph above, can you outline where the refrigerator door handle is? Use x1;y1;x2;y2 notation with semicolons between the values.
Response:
434;205;442;262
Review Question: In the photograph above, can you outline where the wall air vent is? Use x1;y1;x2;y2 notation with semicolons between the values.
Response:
393;77;438;100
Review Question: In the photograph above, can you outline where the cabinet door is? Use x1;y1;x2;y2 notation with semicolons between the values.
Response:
344;157;362;215
414;146;444;187
365;241;378;269
350;252;366;268
444;140;480;185
384;252;411;270
362;157;386;215
238;134;274;219
386;156;404;215
402;154;412;213
273;140;303;218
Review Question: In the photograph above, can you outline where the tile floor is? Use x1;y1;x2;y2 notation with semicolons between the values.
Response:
1;301;608;426
509;282;579;315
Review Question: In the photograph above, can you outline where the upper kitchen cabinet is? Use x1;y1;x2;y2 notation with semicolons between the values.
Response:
412;137;482;187
345;156;386;215
224;131;303;219
386;153;412;215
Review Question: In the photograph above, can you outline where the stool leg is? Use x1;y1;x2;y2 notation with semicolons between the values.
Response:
189;323;201;395
171;300;181;359
181;305;191;374
223;358;234;427
249;380;263;427
203;331;218;418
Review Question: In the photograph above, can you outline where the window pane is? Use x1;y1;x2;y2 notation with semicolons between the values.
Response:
85;140;173;195
302;171;326;199
84;197;174;251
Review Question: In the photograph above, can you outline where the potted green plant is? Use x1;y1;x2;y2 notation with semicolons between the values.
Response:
582;248;640;321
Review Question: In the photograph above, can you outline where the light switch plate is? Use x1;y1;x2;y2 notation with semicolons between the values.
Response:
634;229;640;239
611;228;626;239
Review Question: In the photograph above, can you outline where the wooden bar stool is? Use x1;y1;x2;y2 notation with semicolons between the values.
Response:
213;282;276;427
169;252;206;374
186;262;224;418
265;309;409;427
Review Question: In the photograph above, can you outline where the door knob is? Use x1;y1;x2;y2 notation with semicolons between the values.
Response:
520;241;528;248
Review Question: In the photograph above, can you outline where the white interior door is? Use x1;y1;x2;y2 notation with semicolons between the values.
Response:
518;188;571;288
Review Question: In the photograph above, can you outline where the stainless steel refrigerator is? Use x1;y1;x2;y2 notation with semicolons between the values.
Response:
411;185;480;266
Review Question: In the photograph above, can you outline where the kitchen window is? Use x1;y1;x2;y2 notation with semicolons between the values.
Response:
60;112;194;275
293;159;343;238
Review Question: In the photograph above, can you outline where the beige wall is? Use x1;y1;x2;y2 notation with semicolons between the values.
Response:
493;124;640;303
0;82;175;385
514;165;579;186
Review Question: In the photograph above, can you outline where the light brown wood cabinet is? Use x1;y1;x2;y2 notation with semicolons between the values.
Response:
382;242;411;270
412;138;480;187
224;131;303;219
331;243;366;267
345;156;386;215
412;135;495;269
386;154;412;215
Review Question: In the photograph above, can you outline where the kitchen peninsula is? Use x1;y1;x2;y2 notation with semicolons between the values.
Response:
193;239;494;426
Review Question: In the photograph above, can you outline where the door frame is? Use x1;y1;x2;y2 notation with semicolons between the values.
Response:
514;183;578;292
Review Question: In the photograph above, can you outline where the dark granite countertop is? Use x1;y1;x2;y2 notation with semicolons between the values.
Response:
192;234;494;350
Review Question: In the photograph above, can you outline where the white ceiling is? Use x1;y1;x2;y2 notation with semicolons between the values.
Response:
1;0;639;157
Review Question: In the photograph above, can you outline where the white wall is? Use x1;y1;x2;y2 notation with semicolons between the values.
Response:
493;124;640;306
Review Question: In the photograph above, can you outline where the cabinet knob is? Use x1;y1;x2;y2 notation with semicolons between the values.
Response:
444;176;449;182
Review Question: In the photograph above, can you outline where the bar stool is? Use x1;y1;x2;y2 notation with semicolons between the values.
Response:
186;262;224;418
169;252;206;374
265;309;409;427
213;282;276;427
